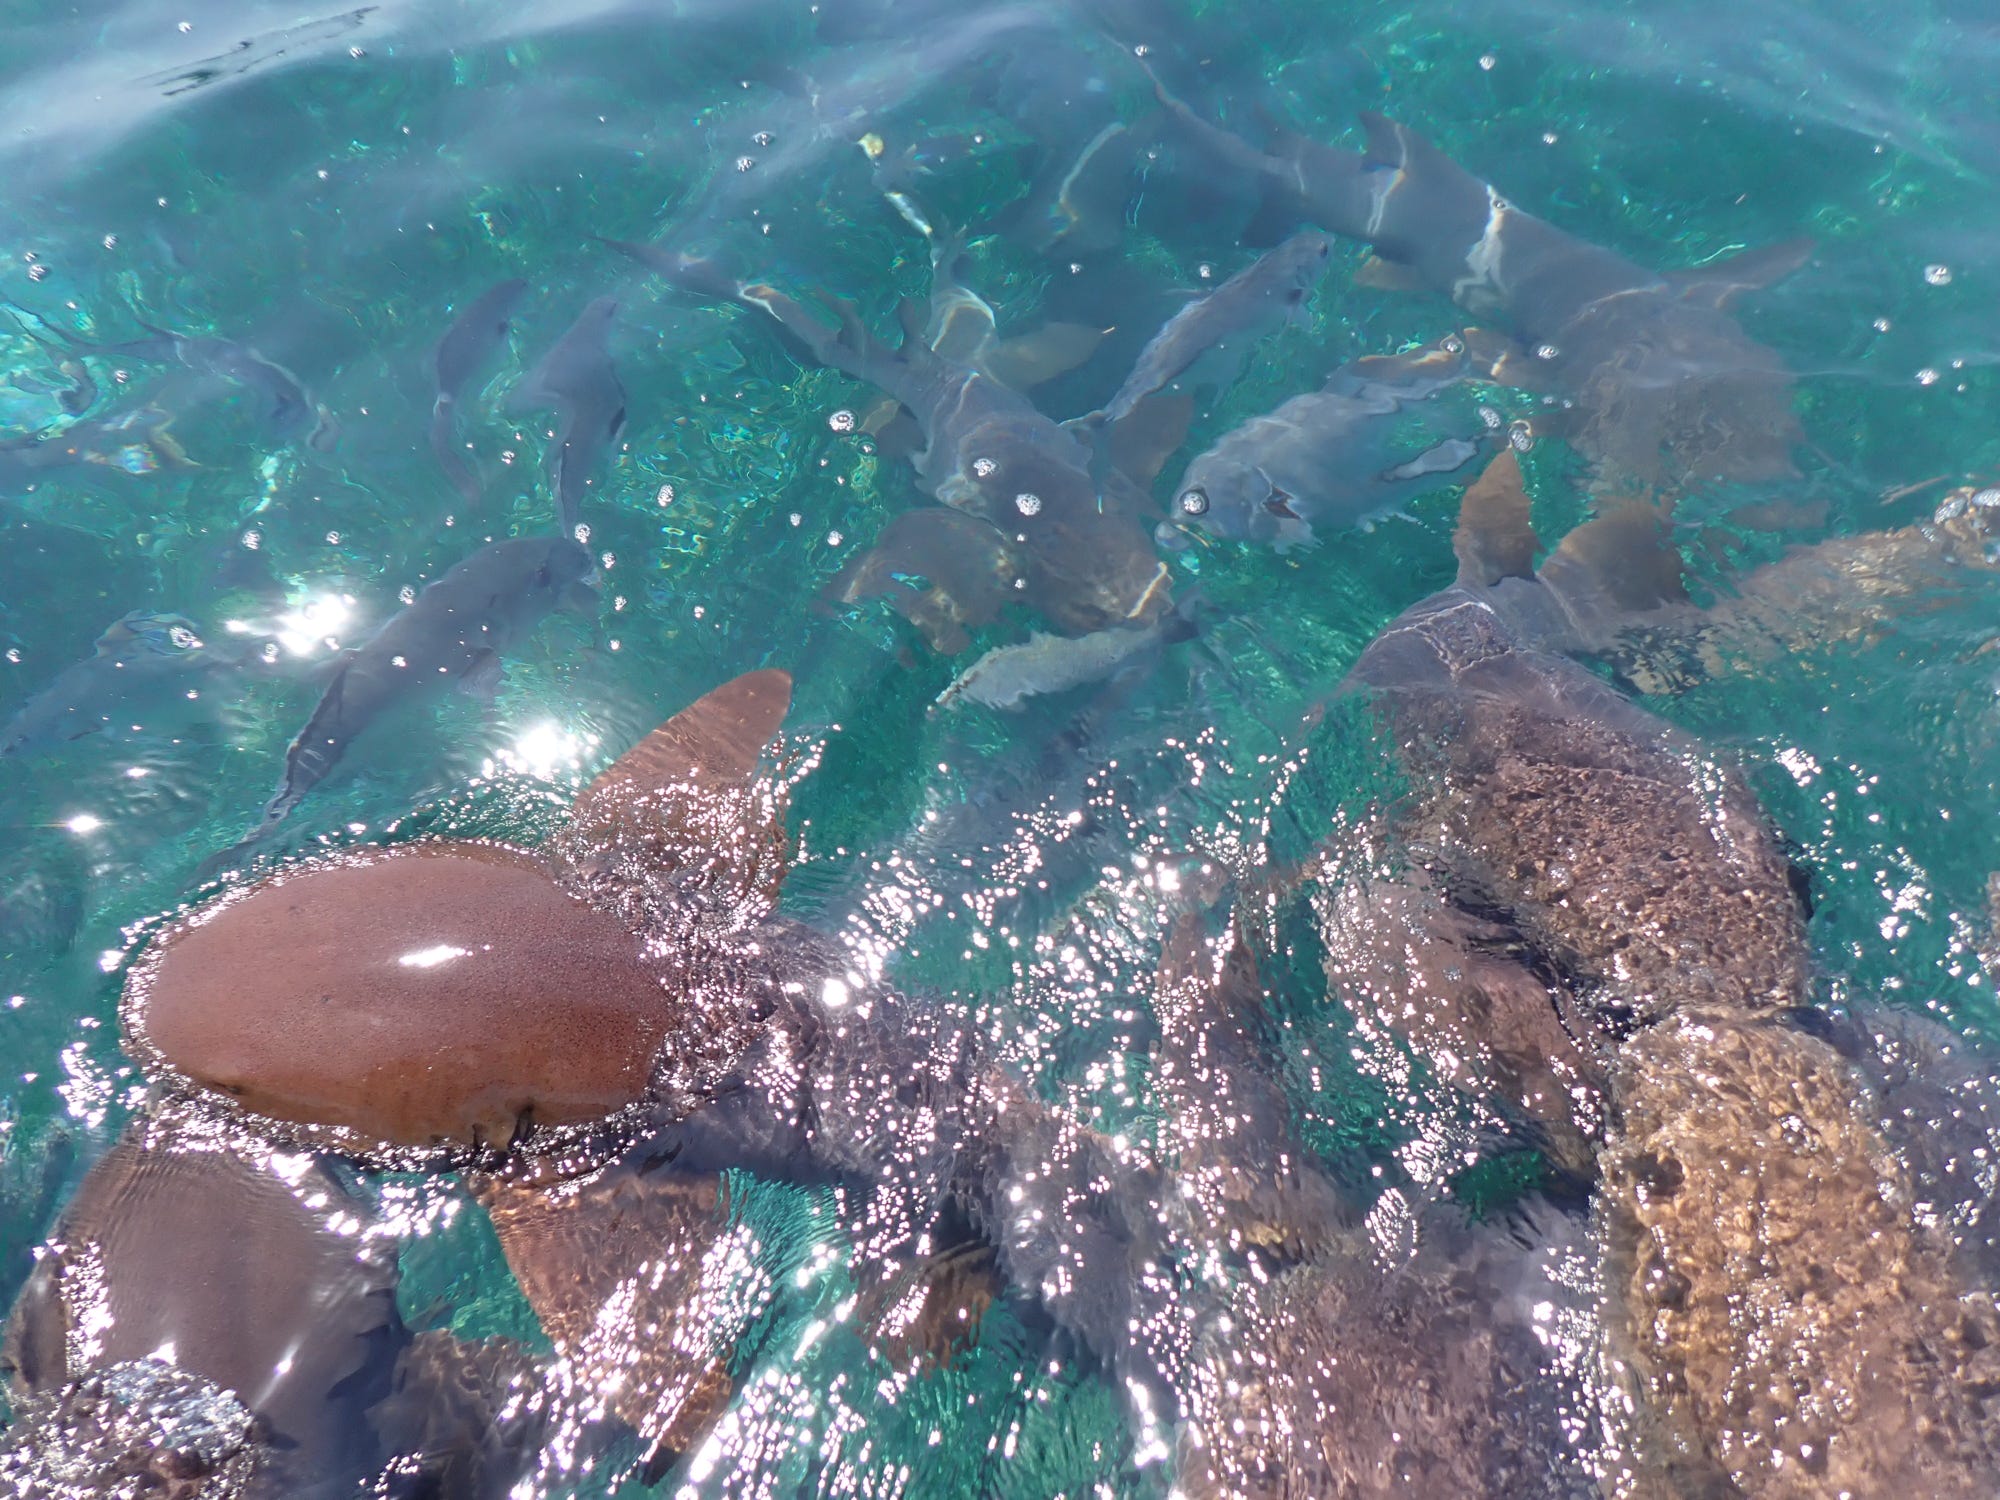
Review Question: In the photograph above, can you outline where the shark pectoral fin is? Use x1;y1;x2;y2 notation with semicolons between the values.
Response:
982;321;1108;391
458;648;505;700
562;670;794;898
1452;449;1544;588
1539;503;1690;616
1106;390;1195;486
1665;236;1815;309
1353;254;1431;294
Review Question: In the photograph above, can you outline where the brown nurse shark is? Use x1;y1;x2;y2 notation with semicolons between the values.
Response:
1308;451;2000;1496
120;668;1182;1476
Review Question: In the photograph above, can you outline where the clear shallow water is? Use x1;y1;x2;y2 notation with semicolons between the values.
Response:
0;0;1996;1495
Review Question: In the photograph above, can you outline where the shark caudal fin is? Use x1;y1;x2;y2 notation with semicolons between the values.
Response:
1452;449;1544;588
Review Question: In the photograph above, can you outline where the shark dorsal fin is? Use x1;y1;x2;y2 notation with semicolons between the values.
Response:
1664;237;1814;310
576;669;792;816
1538;504;1690;615
1355;112;1459;178
1453;449;1543;588
560;670;794;909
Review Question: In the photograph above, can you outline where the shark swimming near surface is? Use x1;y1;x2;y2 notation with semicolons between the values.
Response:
1152;87;1812;494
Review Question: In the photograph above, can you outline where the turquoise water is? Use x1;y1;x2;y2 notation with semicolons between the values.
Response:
1;0;1997;1494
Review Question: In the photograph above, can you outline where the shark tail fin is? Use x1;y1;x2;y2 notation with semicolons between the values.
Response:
1453;449;1544;588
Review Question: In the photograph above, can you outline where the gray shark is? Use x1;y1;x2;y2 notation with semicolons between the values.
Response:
252;535;597;837
1157;94;1811;491
512;298;626;537
430;277;528;508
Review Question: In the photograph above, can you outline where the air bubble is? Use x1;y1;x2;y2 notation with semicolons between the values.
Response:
1179;489;1209;516
657;484;675;505
753;131;774;147
736;156;756;172
1479;53;1496;70
829;409;856;433
1015;492;1042;517
1924;263;1953;286
1478;406;1503;431
1534;343;1560;361
1507;421;1535;452
1442;334;1465;355
972;456;997;478
1916;367;1941;386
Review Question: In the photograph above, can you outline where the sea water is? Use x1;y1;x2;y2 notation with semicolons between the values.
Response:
0;1;1995;1494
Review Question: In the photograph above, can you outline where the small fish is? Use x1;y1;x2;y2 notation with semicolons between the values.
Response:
513;298;626;536
1170;333;1485;550
104;324;338;448
934;617;1171;711
252;535;597;835
626;242;1170;636
0;402;195;487
1;610;224;757
1092;231;1331;426
430;277;528;508
1153;87;1810;489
